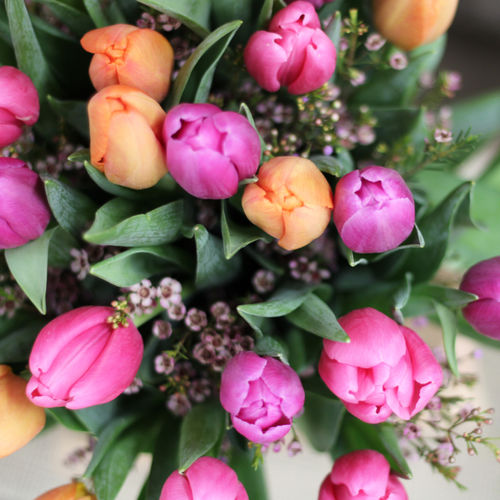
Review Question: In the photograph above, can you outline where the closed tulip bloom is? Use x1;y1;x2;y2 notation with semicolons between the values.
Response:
244;1;336;95
88;85;167;189
26;306;143;410
319;308;442;424
81;24;174;102
220;351;305;444
0;365;46;458
319;449;408;500
160;457;248;500
35;481;97;500
242;156;333;250
373;0;459;51
163;103;261;199
460;256;500;340
0;66;39;148
333;166;415;253
0;157;51;249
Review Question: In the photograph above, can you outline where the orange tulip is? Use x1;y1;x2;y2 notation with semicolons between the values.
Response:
0;365;45;458
88;85;167;189
35;481;96;500
242;156;333;250
373;0;459;51
81;24;174;102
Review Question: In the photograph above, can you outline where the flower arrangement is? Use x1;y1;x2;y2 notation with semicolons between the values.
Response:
1;0;499;498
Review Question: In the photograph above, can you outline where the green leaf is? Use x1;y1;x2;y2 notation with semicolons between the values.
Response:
221;201;269;259
44;178;97;236
325;11;342;53
138;0;210;37
32;0;94;36
310;154;354;177
192;224;241;289
434;301;459;377
46;408;89;433
239;102;266;157
286;293;349;342
74;400;121;435
414;285;478;309
0;315;45;363
394;272;413;311
84;199;183;247
228;444;268;500
83;0;108;27
178;400;225;472
5;227;58;314
47;96;89;139
90;245;193;287
168;20;242;105
48;226;78;268
255;336;289;364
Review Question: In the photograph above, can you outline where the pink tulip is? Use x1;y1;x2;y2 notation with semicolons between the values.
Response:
160;457;248;500
333;166;415;253
244;1;336;95
319;308;442;424
26;306;143;409
460;256;500;340
163;103;261;199
0;66;39;148
220;351;305;444
319;449;408;500
0;157;50;249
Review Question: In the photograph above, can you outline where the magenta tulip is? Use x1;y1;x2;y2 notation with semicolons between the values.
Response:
319;308;442;424
319;449;408;500
0;66;39;148
460;256;500;340
244;1;336;95
163;103;261;199
26;306;143;409
220;351;305;444
160;457;248;500
0;157;50;249
333;166;415;253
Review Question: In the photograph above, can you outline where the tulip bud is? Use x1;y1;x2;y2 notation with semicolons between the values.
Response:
333;166;415;254
319;449;408;500
35;481;96;500
88;85;167;189
220;351;305;444
0;365;46;458
26;306;143;410
160;457;248;500
244;1;336;95
242;156;333;251
373;0;459;51
460;256;500;340
0;157;51;249
0;66;39;148
163;103;261;199
81;24;174;102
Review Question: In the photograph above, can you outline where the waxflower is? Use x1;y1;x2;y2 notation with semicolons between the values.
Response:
0;66;39;148
242;156;333;251
220;351;305;444
319;308;443;424
26;306;143;409
460;256;500;340
319;449;408;500
373;0;459;51
0;365;46;458
160;457;248;500
333;166;415;253
88;85;167;189
163;103;261;199
35;481;96;500
0;157;51;249
81;24;174;102
244;1;336;95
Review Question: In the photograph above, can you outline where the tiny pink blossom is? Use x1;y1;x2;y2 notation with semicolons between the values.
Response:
434;128;453;143
390;52;408;70
365;33;386;51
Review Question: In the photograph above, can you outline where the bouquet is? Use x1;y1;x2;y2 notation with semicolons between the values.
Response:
1;0;500;498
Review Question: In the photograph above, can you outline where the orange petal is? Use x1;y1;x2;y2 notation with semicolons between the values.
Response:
81;24;136;54
280;205;331;250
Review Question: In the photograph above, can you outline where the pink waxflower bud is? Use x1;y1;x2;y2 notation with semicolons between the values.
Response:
219;351;305;444
0;157;50;249
26;306;143;410
319;449;408;500
333;166;415;253
0;66;39;147
244;1;336;95
160;457;248;500
319;308;443;424
460;256;500;340
163;103;261;199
